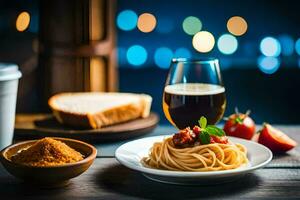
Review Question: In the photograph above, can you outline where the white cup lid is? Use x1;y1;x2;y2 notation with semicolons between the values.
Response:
0;63;22;81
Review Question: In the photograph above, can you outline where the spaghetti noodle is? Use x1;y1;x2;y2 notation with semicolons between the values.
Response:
142;137;248;172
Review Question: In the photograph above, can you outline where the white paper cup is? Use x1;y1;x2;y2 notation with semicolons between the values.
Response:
0;63;22;150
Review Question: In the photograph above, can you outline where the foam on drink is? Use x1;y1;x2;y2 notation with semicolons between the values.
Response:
164;83;225;96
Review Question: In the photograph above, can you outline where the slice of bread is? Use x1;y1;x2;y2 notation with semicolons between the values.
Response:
48;92;152;129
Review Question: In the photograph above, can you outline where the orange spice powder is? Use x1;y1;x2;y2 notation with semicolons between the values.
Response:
11;138;84;166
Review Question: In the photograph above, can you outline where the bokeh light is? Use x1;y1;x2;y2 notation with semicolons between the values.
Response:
154;47;173;69
16;11;30;32
278;35;294;56
126;45;147;66
174;47;191;58
156;18;174;34
182;16;202;35
260;37;281;57
217;34;238;55
137;13;157;33
192;31;215;53
257;56;280;74
117;10;138;31
227;16;248;36
295;38;300;56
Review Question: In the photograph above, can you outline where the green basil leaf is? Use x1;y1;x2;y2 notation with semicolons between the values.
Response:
199;131;210;144
198;116;207;129
206;125;226;136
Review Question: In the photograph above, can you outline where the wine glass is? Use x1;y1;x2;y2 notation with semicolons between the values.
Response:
162;58;226;129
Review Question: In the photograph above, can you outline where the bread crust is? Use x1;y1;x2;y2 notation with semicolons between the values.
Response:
48;92;152;129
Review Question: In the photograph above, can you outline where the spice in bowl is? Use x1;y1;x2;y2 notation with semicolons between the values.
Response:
10;137;84;167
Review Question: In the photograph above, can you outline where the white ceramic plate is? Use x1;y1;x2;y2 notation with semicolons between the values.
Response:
115;135;273;185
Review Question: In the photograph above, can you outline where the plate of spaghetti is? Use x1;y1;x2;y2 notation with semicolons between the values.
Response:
116;117;272;185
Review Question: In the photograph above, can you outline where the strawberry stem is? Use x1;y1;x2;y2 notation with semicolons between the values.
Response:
245;109;251;117
223;117;229;121
234;107;239;115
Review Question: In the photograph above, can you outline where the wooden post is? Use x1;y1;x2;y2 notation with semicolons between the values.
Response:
38;0;117;110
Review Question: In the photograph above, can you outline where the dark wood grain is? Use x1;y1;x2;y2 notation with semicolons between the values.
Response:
0;158;300;199
4;123;300;199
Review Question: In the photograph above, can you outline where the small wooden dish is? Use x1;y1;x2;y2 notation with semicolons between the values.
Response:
0;137;97;187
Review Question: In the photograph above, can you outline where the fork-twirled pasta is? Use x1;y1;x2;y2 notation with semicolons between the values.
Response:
142;137;248;171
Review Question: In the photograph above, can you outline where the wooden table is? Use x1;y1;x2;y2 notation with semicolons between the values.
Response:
1;125;300;199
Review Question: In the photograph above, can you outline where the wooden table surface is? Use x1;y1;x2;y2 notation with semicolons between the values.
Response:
1;125;300;199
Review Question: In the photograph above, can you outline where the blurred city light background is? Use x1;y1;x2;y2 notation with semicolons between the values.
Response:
1;0;300;124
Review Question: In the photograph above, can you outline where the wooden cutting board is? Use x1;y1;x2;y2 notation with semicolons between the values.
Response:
14;113;159;142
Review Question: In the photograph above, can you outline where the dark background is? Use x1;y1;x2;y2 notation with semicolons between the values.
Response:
0;0;300;124
117;0;300;124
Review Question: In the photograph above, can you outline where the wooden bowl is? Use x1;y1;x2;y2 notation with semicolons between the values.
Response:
0;137;97;187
